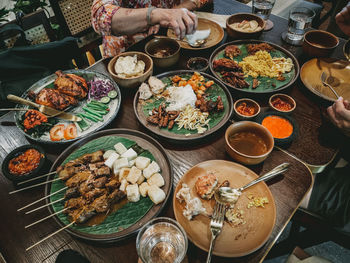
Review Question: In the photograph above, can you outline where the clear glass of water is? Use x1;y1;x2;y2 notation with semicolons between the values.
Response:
136;217;188;263
252;0;275;30
286;7;315;42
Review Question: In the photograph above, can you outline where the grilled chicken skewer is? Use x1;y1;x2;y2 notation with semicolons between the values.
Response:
25;208;69;228
25;198;64;214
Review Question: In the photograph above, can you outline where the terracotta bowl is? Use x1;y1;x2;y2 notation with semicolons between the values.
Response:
225;121;274;165
303;30;339;57
233;98;261;120
269;93;296;114
108;51;153;89
145;37;180;68
226;13;265;39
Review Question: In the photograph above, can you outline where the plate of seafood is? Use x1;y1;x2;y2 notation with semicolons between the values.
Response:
133;70;233;142
173;160;276;257
45;128;172;243
13;70;121;144
209;40;300;94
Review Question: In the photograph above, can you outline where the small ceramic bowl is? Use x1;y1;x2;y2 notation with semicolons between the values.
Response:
1;144;47;184
303;30;339;57
269;93;296;114
233;98;261;120
226;13;265;39
108;51;153;88
186;57;209;72
257;112;298;146
225;121;274;165
145;37;180;68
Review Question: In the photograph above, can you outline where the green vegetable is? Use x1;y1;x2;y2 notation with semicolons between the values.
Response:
86;103;106;111
80;112;99;122
83;107;103;119
100;96;110;104
89;100;109;109
108;90;118;99
76;115;89;131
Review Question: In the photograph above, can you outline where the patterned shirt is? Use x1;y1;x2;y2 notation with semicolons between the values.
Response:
92;0;209;57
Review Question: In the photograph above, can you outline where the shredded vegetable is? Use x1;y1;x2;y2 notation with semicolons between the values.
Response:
88;77;116;100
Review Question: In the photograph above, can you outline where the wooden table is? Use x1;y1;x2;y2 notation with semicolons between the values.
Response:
0;0;346;262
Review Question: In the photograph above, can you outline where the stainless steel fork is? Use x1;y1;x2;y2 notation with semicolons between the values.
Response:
206;202;226;263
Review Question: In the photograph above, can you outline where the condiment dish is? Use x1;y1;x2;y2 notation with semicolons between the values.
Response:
1;144;47;184
303;30;339;58
269;93;296;114
226;13;265;39
186;57;209;72
257;112;298;146
145;37;180;68
225;121;274;165
233;98;260;120
108;51;153;89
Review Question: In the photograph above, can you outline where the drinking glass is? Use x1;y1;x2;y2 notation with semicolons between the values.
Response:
283;7;315;45
136;217;188;263
252;0;276;31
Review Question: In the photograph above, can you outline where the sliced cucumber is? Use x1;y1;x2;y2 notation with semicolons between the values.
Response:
108;90;118;99
100;96;110;104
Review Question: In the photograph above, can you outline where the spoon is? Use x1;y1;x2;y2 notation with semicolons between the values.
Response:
216;163;290;204
320;72;340;99
0;108;64;118
154;35;206;47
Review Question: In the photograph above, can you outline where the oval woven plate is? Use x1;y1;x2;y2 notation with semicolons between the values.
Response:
209;40;300;94
14;69;121;144
173;160;276;257
45;128;172;243
133;70;233;143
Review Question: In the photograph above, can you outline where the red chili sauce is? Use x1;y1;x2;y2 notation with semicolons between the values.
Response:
271;97;293;111
8;149;42;176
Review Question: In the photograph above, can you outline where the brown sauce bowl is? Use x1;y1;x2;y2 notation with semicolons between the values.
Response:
303;30;339;57
225;121;274;165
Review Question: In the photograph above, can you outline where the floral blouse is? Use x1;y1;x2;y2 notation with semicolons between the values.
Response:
92;0;209;57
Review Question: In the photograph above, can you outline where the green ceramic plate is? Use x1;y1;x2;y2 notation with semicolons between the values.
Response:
45;129;172;243
209;40;300;94
134;70;233;142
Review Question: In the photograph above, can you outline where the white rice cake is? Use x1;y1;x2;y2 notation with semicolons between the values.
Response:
143;161;160;179
121;148;137;161
137;174;145;185
139;182;150;197
135;156;151;170
113;157;129;174
103;150;116;160
114;143;127;155
148;185;166;205
119;167;130;181
119;179;128;192
126;166;142;184
104;152;120;168
128;159;136;167
147;173;164;187
126;184;140;202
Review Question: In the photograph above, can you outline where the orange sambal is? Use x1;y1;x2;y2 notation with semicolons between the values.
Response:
8;149;42;176
23;110;48;132
271;97;293;111
262;115;293;139
236;102;256;116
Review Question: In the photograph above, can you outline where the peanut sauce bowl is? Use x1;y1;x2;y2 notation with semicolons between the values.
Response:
1;144;47;184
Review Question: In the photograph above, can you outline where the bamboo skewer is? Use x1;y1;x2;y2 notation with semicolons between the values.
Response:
26;221;75;251
17;171;57;185
25;208;69;229
17;187;67;211
25;198;64;214
9;177;61;194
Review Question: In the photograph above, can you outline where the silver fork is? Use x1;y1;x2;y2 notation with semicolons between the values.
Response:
206;202;226;263
320;72;340;99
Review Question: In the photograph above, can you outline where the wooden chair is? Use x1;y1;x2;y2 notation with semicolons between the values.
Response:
49;0;102;67
0;9;55;49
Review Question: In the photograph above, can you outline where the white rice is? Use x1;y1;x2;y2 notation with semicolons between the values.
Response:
165;84;197;112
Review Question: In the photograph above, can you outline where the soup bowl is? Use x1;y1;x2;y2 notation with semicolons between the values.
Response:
225;121;274;165
145;37;180;68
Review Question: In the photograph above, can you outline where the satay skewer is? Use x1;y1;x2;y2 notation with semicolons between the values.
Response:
17;171;56;185
25;207;69;228
26;221;75;251
9;177;61;194
25;198;65;214
17;187;67;211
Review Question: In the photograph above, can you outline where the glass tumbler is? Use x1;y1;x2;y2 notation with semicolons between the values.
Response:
136;217;188;263
286;7;315;43
252;0;276;30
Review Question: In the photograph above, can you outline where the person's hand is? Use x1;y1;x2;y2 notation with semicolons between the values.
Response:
336;3;350;37
151;8;198;39
148;24;160;35
327;97;350;135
